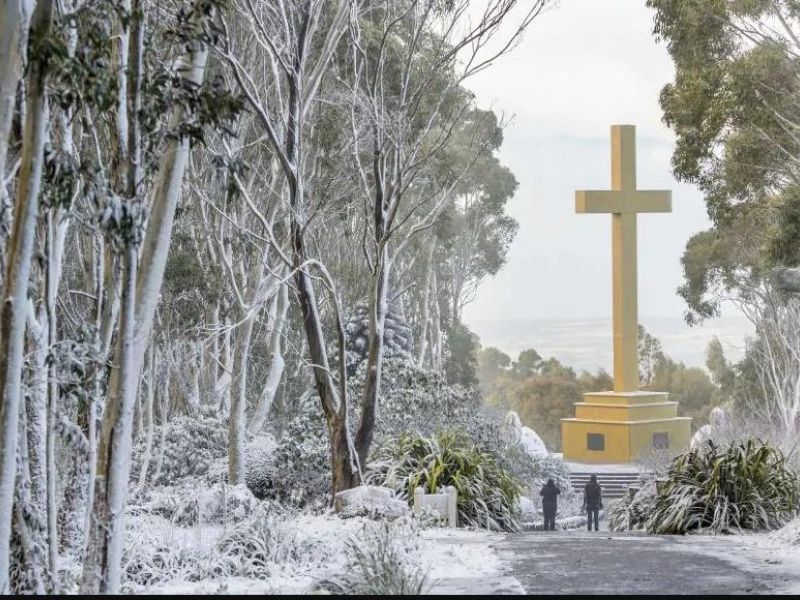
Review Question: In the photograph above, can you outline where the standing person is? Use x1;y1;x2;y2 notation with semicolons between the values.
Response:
583;474;603;532
540;478;560;531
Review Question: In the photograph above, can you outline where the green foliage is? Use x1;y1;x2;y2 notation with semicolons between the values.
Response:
677;208;768;323
650;357;718;429
639;325;666;386
443;321;479;388
482;346;606;451
706;336;735;390
477;346;511;394
649;0;800;321
497;376;581;451
513;348;542;378
613;440;800;534
370;430;523;532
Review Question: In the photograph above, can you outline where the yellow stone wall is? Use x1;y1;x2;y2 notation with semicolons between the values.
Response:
574;402;678;421
561;391;691;463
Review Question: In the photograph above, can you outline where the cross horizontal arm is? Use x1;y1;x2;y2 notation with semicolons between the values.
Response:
575;190;672;214
575;190;623;214
630;190;672;213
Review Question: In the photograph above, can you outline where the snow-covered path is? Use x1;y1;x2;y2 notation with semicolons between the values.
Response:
427;529;800;595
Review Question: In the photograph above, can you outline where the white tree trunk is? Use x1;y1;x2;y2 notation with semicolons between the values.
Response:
0;2;51;588
0;0;31;194
248;283;289;434
137;348;156;486
83;246;138;594
82;5;209;590
45;208;66;583
430;266;443;371
216;321;232;414
228;310;255;484
417;242;435;367
14;407;46;594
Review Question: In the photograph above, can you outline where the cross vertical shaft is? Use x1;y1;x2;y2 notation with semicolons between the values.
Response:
575;125;671;394
611;126;639;393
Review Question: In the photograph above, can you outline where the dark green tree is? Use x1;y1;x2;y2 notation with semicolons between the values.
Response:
649;0;800;321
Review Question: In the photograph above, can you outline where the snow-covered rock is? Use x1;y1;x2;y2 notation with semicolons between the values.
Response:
691;406;727;449
334;485;409;520
774;517;800;547
520;427;548;458
504;411;548;458
518;496;536;519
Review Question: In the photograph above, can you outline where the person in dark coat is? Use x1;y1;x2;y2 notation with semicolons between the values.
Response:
583;474;603;532
539;478;560;531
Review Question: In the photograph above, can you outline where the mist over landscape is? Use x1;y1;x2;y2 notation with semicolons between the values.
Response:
467;315;753;374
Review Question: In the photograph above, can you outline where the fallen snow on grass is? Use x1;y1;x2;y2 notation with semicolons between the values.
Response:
125;511;375;594
420;528;524;594
123;504;523;595
773;516;800;547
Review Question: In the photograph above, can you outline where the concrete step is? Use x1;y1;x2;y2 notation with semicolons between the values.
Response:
569;471;643;499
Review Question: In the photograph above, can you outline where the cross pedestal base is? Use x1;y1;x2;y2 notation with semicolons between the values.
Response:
561;391;691;463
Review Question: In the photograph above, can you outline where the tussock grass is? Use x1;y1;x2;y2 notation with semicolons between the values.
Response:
611;440;800;534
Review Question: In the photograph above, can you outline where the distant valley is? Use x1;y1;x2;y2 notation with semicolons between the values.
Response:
466;315;754;373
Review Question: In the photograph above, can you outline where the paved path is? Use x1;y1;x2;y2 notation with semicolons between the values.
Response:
495;530;797;595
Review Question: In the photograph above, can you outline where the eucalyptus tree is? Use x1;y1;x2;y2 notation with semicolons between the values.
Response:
649;0;800;319
218;0;361;494
0;0;244;592
346;0;542;466
0;1;54;591
80;0;242;589
650;0;800;442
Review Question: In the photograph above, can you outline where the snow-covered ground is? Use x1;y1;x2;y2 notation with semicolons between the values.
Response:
421;528;524;594
114;479;800;597
698;523;800;594
120;508;518;595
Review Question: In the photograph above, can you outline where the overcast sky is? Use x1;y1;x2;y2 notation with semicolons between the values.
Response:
461;0;716;328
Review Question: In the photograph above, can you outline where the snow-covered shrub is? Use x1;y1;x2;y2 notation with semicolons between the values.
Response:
131;414;228;486
513;452;586;528
690;406;727;449
609;480;657;532
345;300;414;375
9;490;50;594
525;513;593;531
350;358;483;445
613;440;800;534
122;523;210;589
320;519;427;595
266;359;482;506
215;508;316;579
370;430;523;532
492;423;580;519
123;507;321;591
243;435;278;499
265;410;332;507
130;481;260;526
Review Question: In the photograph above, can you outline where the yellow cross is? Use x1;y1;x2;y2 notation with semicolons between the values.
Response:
575;125;671;393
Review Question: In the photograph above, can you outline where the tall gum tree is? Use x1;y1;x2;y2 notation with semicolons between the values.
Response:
0;1;53;591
